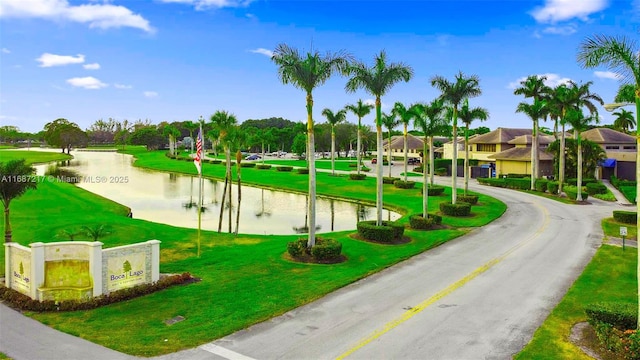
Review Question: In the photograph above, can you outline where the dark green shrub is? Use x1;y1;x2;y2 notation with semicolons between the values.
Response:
297;168;309;174
361;166;371;172
428;185;445;196
457;195;478;205
506;173;529;178
357;220;405;243
547;181;559;194
309;238;342;261
613;210;637;224
348;163;357;168
586;182;607;195
349;173;367;180
240;163;256;168
409;215;434;230
586;302;637;330
221;161;236;166
534;179;548;192
45;166;81;183
287;238;307;258
564;186;589;201
435;167;447;176
566;178;598;186
210;159;222;164
413;166;424;173
477;178;507;188
439;202;471;216
276;166;293;172
256;164;271;169
428;213;442;225
393;180;416;189
383;176;400;184
505;178;531;190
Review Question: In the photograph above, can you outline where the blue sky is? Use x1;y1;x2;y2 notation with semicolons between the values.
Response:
0;0;637;133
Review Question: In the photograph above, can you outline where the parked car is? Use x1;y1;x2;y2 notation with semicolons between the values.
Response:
407;158;421;165
245;154;261;160
371;158;393;165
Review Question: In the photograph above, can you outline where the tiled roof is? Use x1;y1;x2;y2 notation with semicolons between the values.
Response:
469;128;532;144
488;147;553;161
581;128;635;144
508;134;556;145
385;134;426;149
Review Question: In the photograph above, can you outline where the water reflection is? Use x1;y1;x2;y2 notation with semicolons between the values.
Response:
41;151;400;235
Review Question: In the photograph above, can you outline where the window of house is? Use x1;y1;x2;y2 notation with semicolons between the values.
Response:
623;146;636;150
477;144;496;152
606;145;620;150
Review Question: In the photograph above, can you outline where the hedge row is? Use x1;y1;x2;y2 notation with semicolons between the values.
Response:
439;202;471;216
585;302;640;358
586;182;608;195
613;211;637;224
383;177;399;184
457;195;478;205
393;180;415;189
349;173;367;180
356;220;405;243
409;213;443;230
564;186;589;201
586;302;637;330
256;164;272;169
297;168;309;174
276;166;293;172
611;175;637;204
419;185;445;196
286;238;342;261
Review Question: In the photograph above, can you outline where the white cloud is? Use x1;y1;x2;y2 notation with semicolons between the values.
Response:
36;53;85;67
542;24;577;35
114;83;132;89
530;0;608;23
83;62;100;70
594;71;621;80
250;48;273;57
0;0;154;33
158;0;253;10
143;91;158;98
66;76;107;89
507;73;572;89
1;48;10;54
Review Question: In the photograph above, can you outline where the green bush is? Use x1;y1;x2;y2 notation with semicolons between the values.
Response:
221;161;235;166
506;173;529;178
586;302;637;330
457;195;478;205
565;178;598;186
564;186;589;201
240;163;256;168
256;164;272;170
505;178;531;190
477;178;507;188
620;186;637;204
210;159;222;164
309;238;343;261
613;210;637;224
439;202;471;216
383;176;400;184
349;173;367;180
348;163;357;167
534;179;548;192
611;175;637;188
286;239;306;258
547;181;559;194
413;166;424;173
435;167;447;176
361;166;371;172
409;215;434;230
586;182;607;195
393;180;416;189
276;166;293;172
357;220;405;243
297;168;309;174
427;185;445;196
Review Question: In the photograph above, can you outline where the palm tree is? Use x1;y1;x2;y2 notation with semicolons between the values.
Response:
564;108;599;201
229;127;249;235
456;99;489;195
272;43;350;247
82;224;113;241
516;99;548;190
163;125;180;156
411;99;448;218
613;108;636;133
206;128;220;158
615;83;635;103
431;71;482;204
345;99;374;175
211;110;238;233
381;111;400;178
321;108;347;176
183;120;199;153
345;51;413;225
578;34;640;328
514;75;550;184
0;159;37;242
392;102;414;182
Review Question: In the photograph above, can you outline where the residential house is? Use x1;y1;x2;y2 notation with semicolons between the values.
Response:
383;134;449;161
488;134;555;177
467;128;532;165
581;127;637;181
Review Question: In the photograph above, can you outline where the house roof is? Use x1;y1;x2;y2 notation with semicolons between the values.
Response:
581;127;635;144
508;134;556;145
469;128;532;145
385;134;426;149
488;147;554;161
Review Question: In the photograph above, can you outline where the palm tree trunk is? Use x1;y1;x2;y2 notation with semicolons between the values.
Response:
226;147;232;233
375;98;384;226
357;119;362;175
464;123;469;196
559;123;566;195
235;163;242;235
423;139;428;217
451;109;458;204
576;130;583;202
331;128;336;176
307;93;317;247
403;124;408;182
429;136;435;186
4;205;12;242
218;176;228;233
387;132;392;178
530;121;536;190
635;93;640;330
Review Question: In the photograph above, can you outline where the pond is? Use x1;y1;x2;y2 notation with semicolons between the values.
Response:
38;151;400;235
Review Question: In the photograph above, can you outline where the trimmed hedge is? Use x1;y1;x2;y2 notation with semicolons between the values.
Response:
547;181;559;194
565;178;598;186
613;210;637;225
256;164;272;170
505;178;531;190
427;185;445;196
586;182;607;195
240;163;256;168
506;173;529;178
428;213;443;225
287;238;343;261
534;179;548;192
348;163;357;168
586;302;637;330
435;167;447;176
457;195;478;205
409;215;434;230
383;176;400;184
357;220;405;243
439;202;471;216
393;180;416;189
564;186;589;201
297;168;309;174
477;178;507;188
276;166;293;172
349;173;367;180
361;167;371;172
210;159;222;164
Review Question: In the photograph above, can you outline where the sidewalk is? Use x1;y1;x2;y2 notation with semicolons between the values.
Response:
601;179;634;206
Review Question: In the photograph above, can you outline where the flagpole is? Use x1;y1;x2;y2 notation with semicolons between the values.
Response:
196;120;204;258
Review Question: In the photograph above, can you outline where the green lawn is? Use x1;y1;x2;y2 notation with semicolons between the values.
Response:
515;245;636;359
602;217;637;241
1;148;506;356
0;150;72;165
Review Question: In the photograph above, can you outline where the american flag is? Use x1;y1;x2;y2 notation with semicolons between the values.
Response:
193;128;203;175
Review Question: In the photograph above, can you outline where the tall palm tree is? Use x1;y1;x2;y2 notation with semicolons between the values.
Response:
392;102;414;182
0;159;37;242
272;43;350;247
345;99;374;175
345;51;413;225
514;75;550;183
431;71;482;204
321;108;348;176
456;99;489;195
613;108;636;133
163;125;180;156
381;112;400;178
183;120;199;153
564;108;599;201
211;110;238;233
411;100;448;218
516;99;548;190
578;34;640;328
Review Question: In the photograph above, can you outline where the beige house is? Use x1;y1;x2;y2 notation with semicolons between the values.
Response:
488;134;555;176
467;128;532;164
581;128;637;180
383;134;449;160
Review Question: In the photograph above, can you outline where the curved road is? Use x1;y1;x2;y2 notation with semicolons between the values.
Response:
0;171;623;360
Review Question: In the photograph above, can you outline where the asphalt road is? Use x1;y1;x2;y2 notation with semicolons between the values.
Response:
0;169;621;360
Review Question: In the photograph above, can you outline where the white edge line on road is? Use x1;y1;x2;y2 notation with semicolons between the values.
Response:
200;343;257;360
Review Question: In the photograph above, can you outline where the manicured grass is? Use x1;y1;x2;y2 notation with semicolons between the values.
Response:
0;150;72;165
0;352;11;359
602;218;637;241
620;185;637;204
515;245;637;359
2;148;506;356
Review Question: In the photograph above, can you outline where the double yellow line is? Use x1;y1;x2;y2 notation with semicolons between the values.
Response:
336;201;550;360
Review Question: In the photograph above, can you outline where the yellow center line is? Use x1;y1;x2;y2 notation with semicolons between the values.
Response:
336;202;550;360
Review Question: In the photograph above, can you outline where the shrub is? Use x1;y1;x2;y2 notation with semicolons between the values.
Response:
393;180;416;189
240;163;256;168
435;167;447;176
564;186;589;201
586;182;607;195
428;213;442;225
439;202;471;216
183;157;193;162
586;302;637;331
506;173;529;178
210;159;222;164
349;173;367;180
409;215;434;230
477;178;507;188
276;166;293;172
256;164;272;170
357;220;405;243
383;176;400;184
566;178;598;186
221;161;236;166
297;168;309;174
613;210;637;224
309;238;342;261
45;166;81;183
286;239;307;258
413;166;424;173
547;181;559;194
361;166;371;172
348;163;357;168
457;195;478;205
534;179;548;192
505;178;531;190
427;185;445;196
